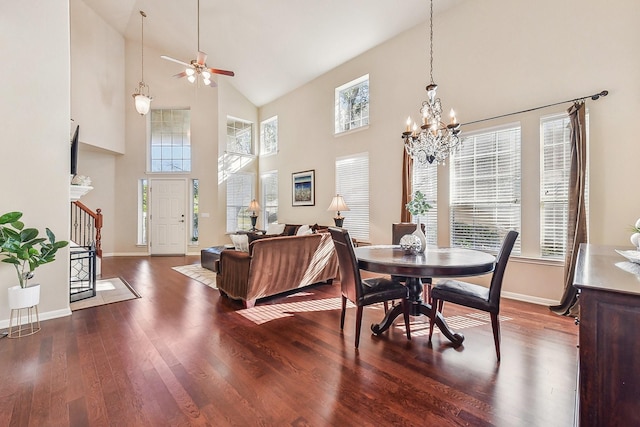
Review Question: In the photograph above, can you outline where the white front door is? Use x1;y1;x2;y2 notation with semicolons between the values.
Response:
150;179;186;255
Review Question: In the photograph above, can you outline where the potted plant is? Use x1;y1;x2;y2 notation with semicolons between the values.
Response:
405;190;432;253
0;211;69;309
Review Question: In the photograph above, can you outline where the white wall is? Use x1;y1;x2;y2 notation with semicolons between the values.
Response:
0;0;72;324
259;0;640;302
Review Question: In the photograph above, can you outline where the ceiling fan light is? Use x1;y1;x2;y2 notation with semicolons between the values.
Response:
187;75;196;83
201;70;211;80
203;78;211;86
134;94;151;115
185;68;195;76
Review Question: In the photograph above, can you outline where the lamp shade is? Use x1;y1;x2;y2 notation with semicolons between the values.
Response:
134;94;151;115
248;199;261;213
327;195;349;212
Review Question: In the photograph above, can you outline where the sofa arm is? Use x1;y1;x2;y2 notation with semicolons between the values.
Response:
217;249;252;300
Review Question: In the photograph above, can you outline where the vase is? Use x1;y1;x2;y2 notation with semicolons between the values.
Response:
8;284;41;309
412;217;427;253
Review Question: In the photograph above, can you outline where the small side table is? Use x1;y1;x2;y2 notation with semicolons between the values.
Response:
201;246;228;272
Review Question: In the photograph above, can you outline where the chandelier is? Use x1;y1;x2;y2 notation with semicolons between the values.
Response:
402;0;461;165
132;10;152;115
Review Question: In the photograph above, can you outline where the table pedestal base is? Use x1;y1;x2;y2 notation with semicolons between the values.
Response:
370;277;464;347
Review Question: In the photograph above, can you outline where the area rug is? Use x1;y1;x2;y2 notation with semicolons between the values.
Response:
70;277;140;311
172;264;217;289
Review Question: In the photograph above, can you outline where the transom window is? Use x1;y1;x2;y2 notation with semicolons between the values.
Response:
450;124;521;254
260;116;278;156
149;109;191;172
227;117;253;155
335;74;369;134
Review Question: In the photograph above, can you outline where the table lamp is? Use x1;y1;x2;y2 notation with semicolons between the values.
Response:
248;199;261;231
327;194;349;227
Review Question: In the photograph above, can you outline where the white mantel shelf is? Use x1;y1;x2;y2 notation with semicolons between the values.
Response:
70;185;93;201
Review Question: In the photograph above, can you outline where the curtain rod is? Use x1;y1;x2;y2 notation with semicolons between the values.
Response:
460;90;608;127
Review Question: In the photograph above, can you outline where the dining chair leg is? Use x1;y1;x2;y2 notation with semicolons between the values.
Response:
491;312;501;361
402;298;411;340
355;306;363;348
428;299;437;341
384;301;389;312
340;295;347;330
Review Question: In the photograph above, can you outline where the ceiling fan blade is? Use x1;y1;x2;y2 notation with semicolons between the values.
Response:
161;55;191;68
173;71;188;79
196;51;207;66
207;68;235;77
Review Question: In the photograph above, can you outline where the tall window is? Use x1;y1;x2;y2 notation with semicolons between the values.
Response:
335;74;369;134
137;179;148;245
261;171;278;226
336;153;369;241
149;109;191;172
226;173;255;232
227;117;253;155
540;113;588;258
412;163;438;245
191;179;199;243
260;116;278;156
450;124;521;254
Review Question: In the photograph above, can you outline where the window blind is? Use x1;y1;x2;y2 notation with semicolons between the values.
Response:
412;162;437;245
450;125;521;254
336;153;369;241
261;171;278;226
226;172;254;232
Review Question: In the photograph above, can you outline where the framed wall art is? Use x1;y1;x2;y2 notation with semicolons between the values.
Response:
292;170;315;206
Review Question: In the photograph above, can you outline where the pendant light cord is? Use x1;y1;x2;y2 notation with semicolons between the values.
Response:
140;10;146;82
429;0;434;85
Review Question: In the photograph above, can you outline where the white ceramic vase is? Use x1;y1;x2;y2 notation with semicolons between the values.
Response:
7;284;41;309
412;217;427;253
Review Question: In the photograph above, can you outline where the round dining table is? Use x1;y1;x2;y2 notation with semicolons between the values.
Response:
354;244;496;346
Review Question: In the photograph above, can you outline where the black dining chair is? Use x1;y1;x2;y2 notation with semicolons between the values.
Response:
428;230;519;361
329;227;411;348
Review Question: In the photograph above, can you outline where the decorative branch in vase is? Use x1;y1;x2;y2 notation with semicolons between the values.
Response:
405;191;432;253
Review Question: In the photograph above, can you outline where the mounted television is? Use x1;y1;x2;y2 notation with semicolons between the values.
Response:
70;125;79;176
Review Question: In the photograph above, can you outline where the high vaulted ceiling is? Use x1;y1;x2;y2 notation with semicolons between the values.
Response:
80;0;465;107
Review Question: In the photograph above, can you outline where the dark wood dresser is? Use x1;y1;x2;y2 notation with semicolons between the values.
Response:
573;243;640;426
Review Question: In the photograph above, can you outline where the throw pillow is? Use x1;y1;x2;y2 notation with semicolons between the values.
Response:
230;234;249;252
266;223;286;235
296;224;311;236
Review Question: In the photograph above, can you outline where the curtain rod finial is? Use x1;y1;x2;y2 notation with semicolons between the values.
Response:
591;90;608;100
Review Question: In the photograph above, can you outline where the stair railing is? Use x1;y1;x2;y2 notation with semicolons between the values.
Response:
70;201;102;257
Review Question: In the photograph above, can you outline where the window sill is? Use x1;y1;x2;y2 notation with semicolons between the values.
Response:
334;124;369;138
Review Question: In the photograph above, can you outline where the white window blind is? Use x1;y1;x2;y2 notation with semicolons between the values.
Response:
261;171;278;226
540;113;589;258
412;163;437;245
450;124;521;254
226;173;254;232
336;153;369;241
260;116;278;156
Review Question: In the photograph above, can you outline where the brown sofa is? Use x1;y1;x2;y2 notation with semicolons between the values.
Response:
216;231;338;308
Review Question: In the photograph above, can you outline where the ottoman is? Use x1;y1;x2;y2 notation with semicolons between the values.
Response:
201;246;227;272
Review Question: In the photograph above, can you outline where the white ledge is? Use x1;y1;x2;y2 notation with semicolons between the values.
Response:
70;185;93;201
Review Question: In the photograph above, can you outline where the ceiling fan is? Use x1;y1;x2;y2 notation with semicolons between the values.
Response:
161;0;234;87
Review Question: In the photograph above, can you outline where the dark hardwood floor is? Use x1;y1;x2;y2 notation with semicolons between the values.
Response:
0;255;578;426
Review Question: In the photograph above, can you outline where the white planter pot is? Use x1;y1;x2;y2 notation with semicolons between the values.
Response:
8;284;41;309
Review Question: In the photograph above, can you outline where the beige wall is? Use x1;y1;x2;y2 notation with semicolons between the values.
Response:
259;0;640;303
0;0;71;326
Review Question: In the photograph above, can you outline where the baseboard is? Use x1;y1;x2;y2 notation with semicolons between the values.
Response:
0;307;72;330
502;290;559;306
